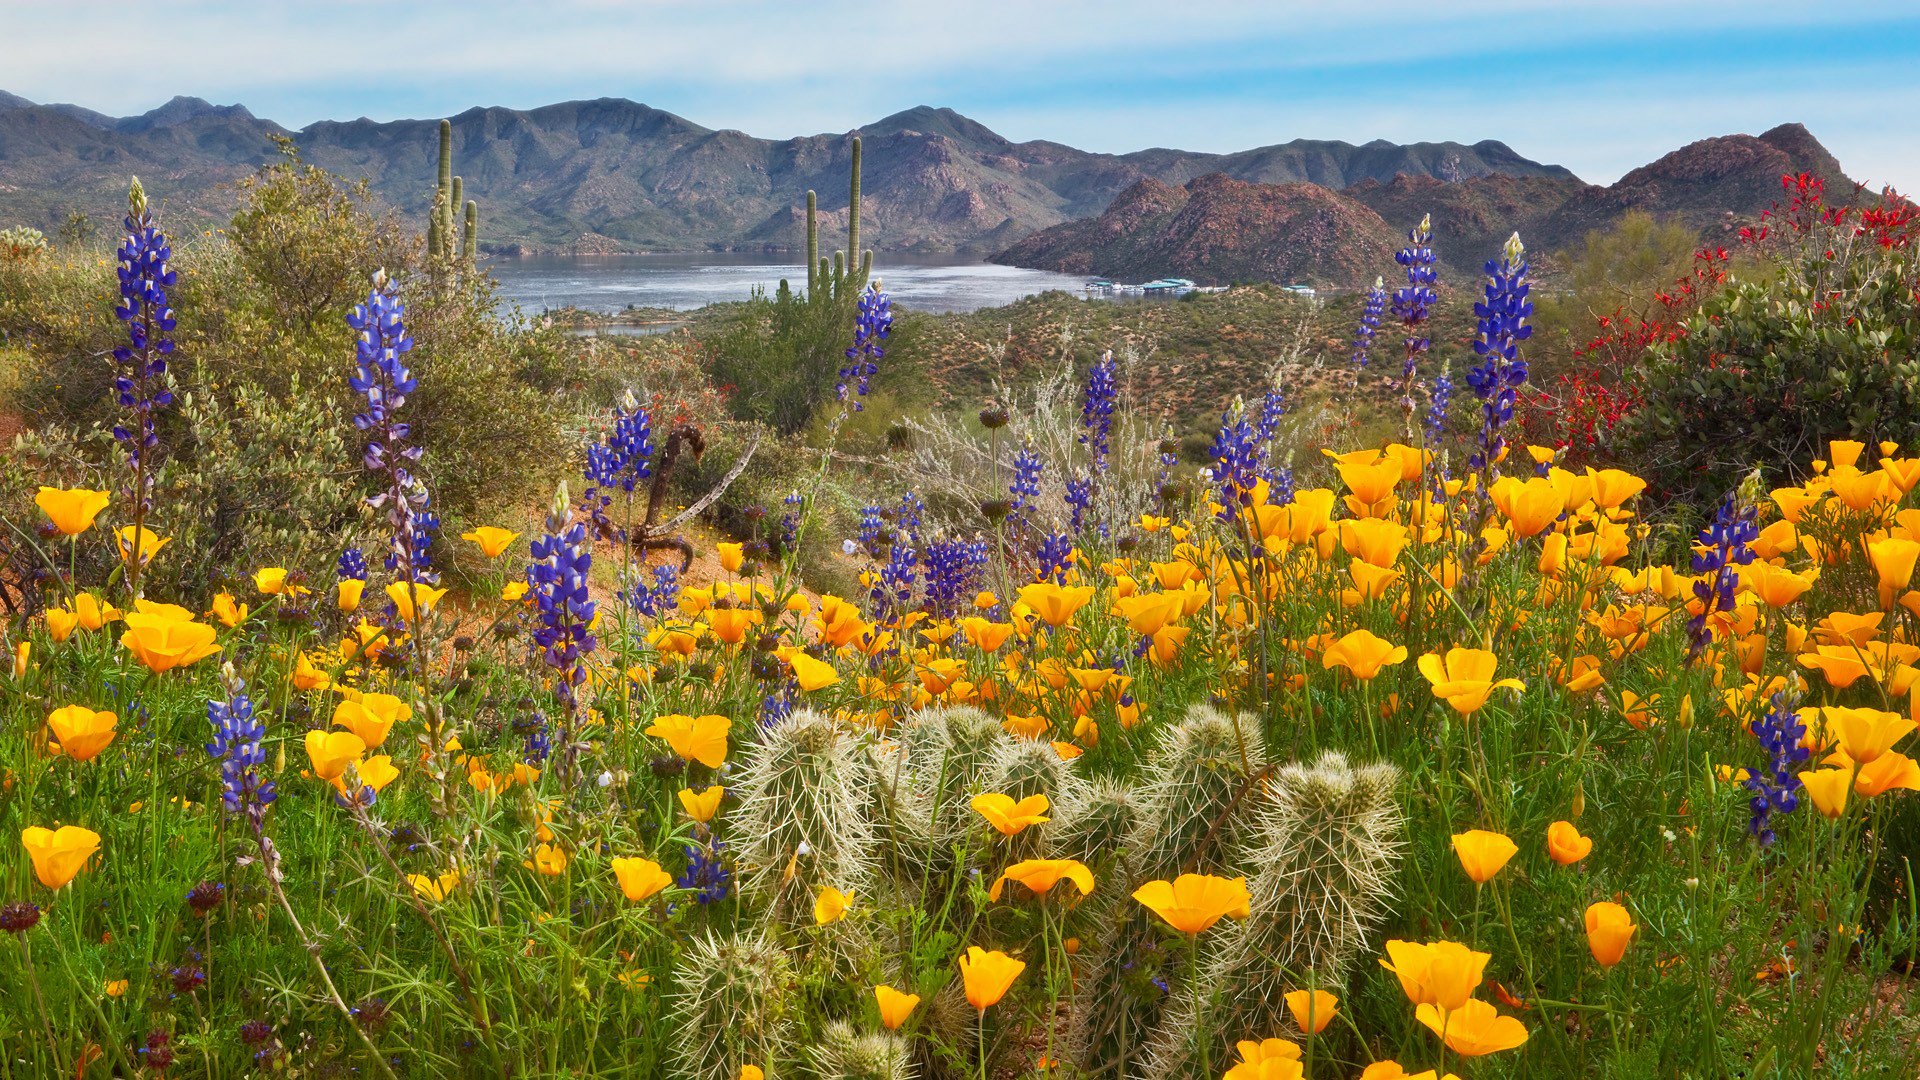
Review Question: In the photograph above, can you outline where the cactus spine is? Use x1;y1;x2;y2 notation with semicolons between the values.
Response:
805;189;819;296
1069;705;1269;1078
846;136;861;278
668;931;795;1080
810;1021;914;1080
730;710;878;923
1140;753;1404;1079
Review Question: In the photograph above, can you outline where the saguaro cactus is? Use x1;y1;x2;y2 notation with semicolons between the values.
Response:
427;117;479;274
800;135;871;303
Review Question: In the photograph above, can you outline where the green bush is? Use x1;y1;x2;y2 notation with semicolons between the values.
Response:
0;156;571;599
1612;190;1920;501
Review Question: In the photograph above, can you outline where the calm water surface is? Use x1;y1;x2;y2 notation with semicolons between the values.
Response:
487;253;1089;315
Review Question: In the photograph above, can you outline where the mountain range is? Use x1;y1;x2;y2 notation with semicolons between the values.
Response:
0;92;1571;256
995;123;1859;285
0;92;1860;285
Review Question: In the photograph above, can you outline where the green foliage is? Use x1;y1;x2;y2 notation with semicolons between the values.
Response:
0;149;566;597
1613;225;1920;501
1532;210;1701;367
708;138;891;436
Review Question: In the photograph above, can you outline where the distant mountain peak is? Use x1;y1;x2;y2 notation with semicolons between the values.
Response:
116;95;258;133
860;105;1008;147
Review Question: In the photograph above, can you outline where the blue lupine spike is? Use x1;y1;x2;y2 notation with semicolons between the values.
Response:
836;281;892;410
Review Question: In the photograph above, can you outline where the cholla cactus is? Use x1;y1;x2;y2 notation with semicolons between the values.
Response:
1053;777;1143;870
980;736;1070;859
731;710;877;923
1069;704;1267;1078
1140;752;1403;1079
811;1021;914;1080
1130;704;1268;876
880;706;1005;857
668;931;795;1080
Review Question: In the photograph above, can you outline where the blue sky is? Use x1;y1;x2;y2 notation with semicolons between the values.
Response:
7;1;1919;189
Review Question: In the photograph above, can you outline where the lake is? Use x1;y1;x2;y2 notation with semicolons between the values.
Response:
487;253;1089;316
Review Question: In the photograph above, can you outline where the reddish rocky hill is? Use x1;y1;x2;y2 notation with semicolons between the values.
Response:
996;124;1862;285
992;174;1399;286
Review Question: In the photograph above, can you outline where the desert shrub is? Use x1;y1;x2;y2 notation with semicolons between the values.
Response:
0;158;570;596
1612;176;1920;501
705;282;929;436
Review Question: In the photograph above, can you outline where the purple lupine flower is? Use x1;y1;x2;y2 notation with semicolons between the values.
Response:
1035;531;1074;584
874;535;918;620
776;491;803;553
1425;363;1454;453
1079;350;1118;470
347;271;438;588
1350;277;1387;366
625;562;682;618
522;712;552;766
580;393;655;541
527;486;598;710
1064;475;1095;532
112;179;177;515
1745;688;1808;845
205;674;274;825
758;683;796;731
337;547;368;582
836;281;892;410
677;839;733;904
1391;215;1438;414
1208;399;1263;522
1687;492;1758;662
923;535;989;616
1465;233;1533;476
1009;440;1044;521
853;504;887;558
1156;424;1179;488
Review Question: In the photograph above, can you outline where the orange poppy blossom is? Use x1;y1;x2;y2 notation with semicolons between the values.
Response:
987;858;1094;902
1131;873;1251;935
646;713;731;768
678;785;725;823
1380;939;1490;1010
1451;829;1519;883
874;984;920;1029
34;486;111;535
957;946;1024;1010
1414;997;1529;1056
120;612;221;674
46;705;117;762
1546;820;1593;865
1283;989;1338;1034
1418;648;1526;715
21;824;102;889
1585;901;1637;967
1321;628;1408;681
970;792;1050;837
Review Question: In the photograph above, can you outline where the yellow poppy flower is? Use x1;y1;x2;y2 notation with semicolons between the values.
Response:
678;785;725;823
34;487;110;536
21;825;101;890
957;946;1024;1010
46;705;117;762
119;613;220;674
874;984;920;1029
461;526;521;558
814;885;854;925
987;858;1094;902
1131;873;1251;935
611;857;673;903
646;713;730;768
1450;829;1518;883
970;792;1050;836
